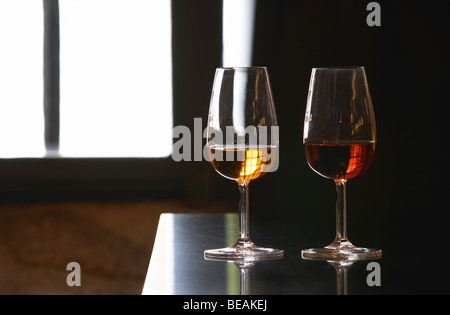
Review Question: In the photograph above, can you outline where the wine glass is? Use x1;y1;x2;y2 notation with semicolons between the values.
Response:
204;67;283;260
301;66;381;261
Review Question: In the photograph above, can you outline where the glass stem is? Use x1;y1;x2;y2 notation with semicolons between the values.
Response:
334;179;349;245
238;182;251;244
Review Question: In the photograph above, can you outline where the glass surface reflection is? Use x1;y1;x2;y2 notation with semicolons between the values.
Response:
303;255;380;295
330;260;353;295
205;256;283;295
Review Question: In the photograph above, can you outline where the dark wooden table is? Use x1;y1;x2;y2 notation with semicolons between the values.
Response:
142;213;449;295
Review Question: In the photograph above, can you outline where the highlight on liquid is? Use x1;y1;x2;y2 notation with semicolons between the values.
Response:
209;145;279;183
304;141;375;180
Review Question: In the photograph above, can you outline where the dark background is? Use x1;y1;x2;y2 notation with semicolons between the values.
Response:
206;0;450;293
249;0;449;247
205;0;449;259
0;0;448;294
247;0;450;292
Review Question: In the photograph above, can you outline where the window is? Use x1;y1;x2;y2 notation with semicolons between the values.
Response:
59;0;172;157
0;0;256;200
0;0;257;159
0;0;172;158
222;0;256;67
0;0;45;158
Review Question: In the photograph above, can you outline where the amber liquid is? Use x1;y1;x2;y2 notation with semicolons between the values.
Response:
305;142;375;180
209;146;278;183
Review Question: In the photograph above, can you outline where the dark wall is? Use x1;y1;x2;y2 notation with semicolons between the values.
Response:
243;0;449;254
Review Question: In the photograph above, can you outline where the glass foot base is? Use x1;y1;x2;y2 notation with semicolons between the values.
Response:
301;241;381;261
204;241;284;261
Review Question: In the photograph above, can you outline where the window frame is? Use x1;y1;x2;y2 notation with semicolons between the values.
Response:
0;0;223;202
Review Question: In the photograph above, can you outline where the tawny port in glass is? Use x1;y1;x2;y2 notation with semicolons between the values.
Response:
204;67;283;260
301;66;381;261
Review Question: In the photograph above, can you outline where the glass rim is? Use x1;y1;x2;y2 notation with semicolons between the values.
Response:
312;66;365;71
216;66;268;71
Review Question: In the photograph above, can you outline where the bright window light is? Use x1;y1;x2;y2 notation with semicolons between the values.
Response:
59;0;172;157
142;213;174;294
0;0;45;158
223;0;256;67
